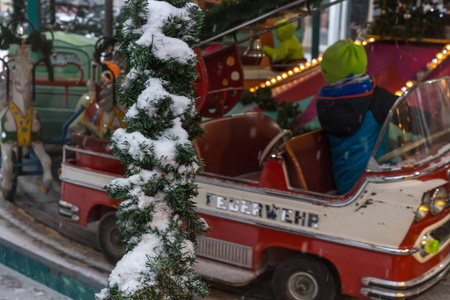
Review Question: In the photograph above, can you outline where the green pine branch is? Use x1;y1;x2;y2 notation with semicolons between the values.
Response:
240;87;309;136
97;1;208;299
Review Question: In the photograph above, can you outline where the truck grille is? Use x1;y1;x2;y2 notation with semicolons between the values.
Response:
430;219;450;245
197;237;253;268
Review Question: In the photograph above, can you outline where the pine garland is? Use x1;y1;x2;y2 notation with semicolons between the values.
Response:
96;0;208;299
240;87;309;136
0;25;54;81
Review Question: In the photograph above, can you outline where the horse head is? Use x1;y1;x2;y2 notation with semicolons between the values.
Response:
12;45;34;106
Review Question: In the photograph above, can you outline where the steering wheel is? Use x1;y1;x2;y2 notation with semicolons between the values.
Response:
259;130;293;167
377;128;450;164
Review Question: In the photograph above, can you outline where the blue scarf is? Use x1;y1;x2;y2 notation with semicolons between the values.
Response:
319;74;373;98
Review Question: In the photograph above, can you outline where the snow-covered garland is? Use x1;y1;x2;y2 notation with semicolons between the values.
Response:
96;0;208;299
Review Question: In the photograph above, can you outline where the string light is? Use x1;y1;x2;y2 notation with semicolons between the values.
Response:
250;38;450;95
249;38;382;93
396;43;450;96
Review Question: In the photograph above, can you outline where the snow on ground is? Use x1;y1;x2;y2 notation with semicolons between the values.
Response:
0;263;70;300
0;200;111;290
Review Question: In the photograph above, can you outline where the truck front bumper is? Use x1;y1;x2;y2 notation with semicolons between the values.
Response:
360;253;449;299
58;200;80;222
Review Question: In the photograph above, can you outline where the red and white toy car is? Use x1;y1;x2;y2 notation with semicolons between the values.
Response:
59;77;450;300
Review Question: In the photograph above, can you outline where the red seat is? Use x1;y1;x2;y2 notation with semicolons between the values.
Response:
71;133;124;175
284;129;336;193
194;113;282;179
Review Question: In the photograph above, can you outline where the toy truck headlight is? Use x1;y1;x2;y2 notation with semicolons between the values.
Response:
416;186;448;221
430;186;447;215
415;193;431;221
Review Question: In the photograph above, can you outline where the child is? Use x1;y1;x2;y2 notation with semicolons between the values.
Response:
316;39;397;194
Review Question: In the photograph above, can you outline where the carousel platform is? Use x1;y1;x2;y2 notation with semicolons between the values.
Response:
0;176;111;300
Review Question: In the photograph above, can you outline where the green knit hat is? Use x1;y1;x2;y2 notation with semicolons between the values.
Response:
320;39;368;84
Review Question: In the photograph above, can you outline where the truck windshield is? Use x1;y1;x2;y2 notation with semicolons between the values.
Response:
371;77;450;171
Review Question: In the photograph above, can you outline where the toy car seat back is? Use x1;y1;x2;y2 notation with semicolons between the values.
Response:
195;113;282;179
71;133;124;175
199;46;244;118
285;129;336;193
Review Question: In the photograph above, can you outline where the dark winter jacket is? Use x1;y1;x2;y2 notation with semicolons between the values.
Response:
316;77;397;194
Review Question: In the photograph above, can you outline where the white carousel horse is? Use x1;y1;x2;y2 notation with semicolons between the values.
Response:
68;76;126;139
0;45;53;196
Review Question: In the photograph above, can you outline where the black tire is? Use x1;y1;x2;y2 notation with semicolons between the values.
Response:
272;255;337;300
98;211;125;264
2;150;19;202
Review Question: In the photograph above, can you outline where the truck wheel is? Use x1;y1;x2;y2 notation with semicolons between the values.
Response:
272;255;337;300
98;211;125;264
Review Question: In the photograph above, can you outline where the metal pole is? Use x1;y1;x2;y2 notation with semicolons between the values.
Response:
27;0;41;30
50;0;56;25
199;0;344;48
311;4;320;59
199;0;309;46
105;0;113;39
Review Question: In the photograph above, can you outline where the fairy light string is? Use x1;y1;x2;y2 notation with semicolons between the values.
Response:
250;37;450;98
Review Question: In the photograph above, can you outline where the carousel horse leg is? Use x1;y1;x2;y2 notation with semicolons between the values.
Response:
1;143;14;196
31;142;53;193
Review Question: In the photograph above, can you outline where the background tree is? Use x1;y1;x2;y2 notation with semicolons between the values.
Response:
96;0;209;299
372;0;449;39
11;0;27;21
41;0;107;37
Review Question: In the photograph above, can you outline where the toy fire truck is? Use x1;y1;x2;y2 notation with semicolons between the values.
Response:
59;77;450;299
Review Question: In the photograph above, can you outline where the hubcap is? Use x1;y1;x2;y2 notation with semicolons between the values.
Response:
287;272;318;300
108;227;125;252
